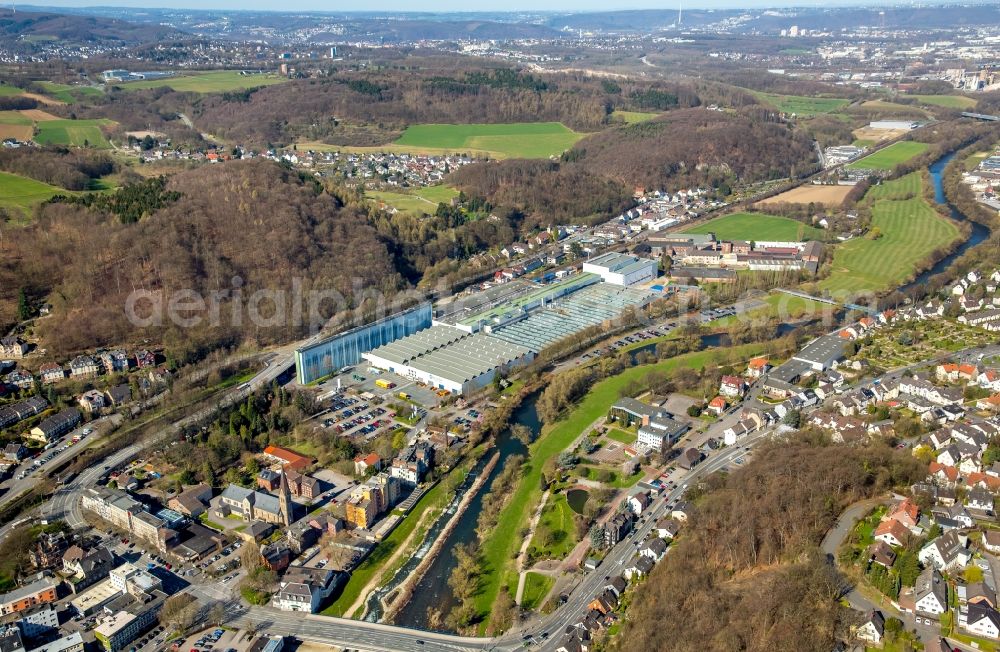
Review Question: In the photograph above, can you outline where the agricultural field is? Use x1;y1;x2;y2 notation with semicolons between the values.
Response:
0;109;113;147
612;110;660;124
119;70;289;93
908;94;978;110
392;122;585;159
34;118;113;148
751;91;850;116
758;184;853;207
856;100;931;118
818;175;961;295
0;171;116;221
0;171;62;219
0;85;24;97
36;81;103;104
0;110;34;141
846;141;929;170
685;211;825;241
367;185;458;214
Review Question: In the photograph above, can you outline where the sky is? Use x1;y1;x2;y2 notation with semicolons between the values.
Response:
21;0;866;12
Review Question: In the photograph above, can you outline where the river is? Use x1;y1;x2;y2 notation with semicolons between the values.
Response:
390;397;537;628
899;152;992;293
371;152;990;630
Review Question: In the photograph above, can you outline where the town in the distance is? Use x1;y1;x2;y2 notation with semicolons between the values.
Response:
1;2;1000;652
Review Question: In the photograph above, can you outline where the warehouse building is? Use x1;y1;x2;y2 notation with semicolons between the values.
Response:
582;252;658;287
486;283;654;353
363;325;534;395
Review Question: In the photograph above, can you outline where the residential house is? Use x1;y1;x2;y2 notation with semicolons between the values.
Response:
99;350;129;374
873;519;911;547
61;546;114;593
746;357;771;379
886;498;920;529
964;602;1000;640
707;396;727;416
867;541;897;568
106;385;132;408
273;567;337;613
678;448;703;470
639;537;667;562
654;519;680;540
623;555;654;581
29;408;81;443
0;338;27;359
719;375;746;398
968;487;994;515
603;512;633;548
39;364;63;385
984;529;1000;554
919;530;971;571
914;568;948;617
78;390;105;413
5;370;33;389
68;356;99;379
855;610;885;644
627;490;652;516
671;502;692;523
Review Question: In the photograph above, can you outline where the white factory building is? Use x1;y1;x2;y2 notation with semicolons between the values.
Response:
581;252;658;287
362;325;534;395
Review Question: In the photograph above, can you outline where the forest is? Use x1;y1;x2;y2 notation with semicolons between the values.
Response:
69;61;705;148
618;438;925;651
0;147;115;191
567;108;819;191
0;160;403;361
447;159;634;228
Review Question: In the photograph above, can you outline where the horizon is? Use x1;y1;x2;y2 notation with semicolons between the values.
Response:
9;0;984;15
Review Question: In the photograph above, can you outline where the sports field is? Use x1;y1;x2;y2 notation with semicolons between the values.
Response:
613;110;660;124
393;122;585;159
818;174;960;295
908;94;977;110
685;212;825;242
119;70;289;93
0;172;62;218
758;184;853;207
751;91;850;116
846;141;929;170
866;171;921;201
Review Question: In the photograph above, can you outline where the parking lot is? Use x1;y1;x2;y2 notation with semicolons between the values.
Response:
13;424;97;480
318;394;396;440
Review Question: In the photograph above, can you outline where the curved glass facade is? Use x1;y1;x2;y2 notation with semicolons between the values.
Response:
294;302;433;384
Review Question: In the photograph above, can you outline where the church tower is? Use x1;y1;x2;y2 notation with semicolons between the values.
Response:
278;470;293;526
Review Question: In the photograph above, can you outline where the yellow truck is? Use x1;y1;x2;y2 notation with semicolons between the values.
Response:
375;379;396;390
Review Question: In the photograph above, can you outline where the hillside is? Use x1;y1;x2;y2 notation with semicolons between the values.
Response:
569;108;818;191
0;8;182;46
447;159;633;228
0;161;402;360
190;68;700;147
617;438;924;651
